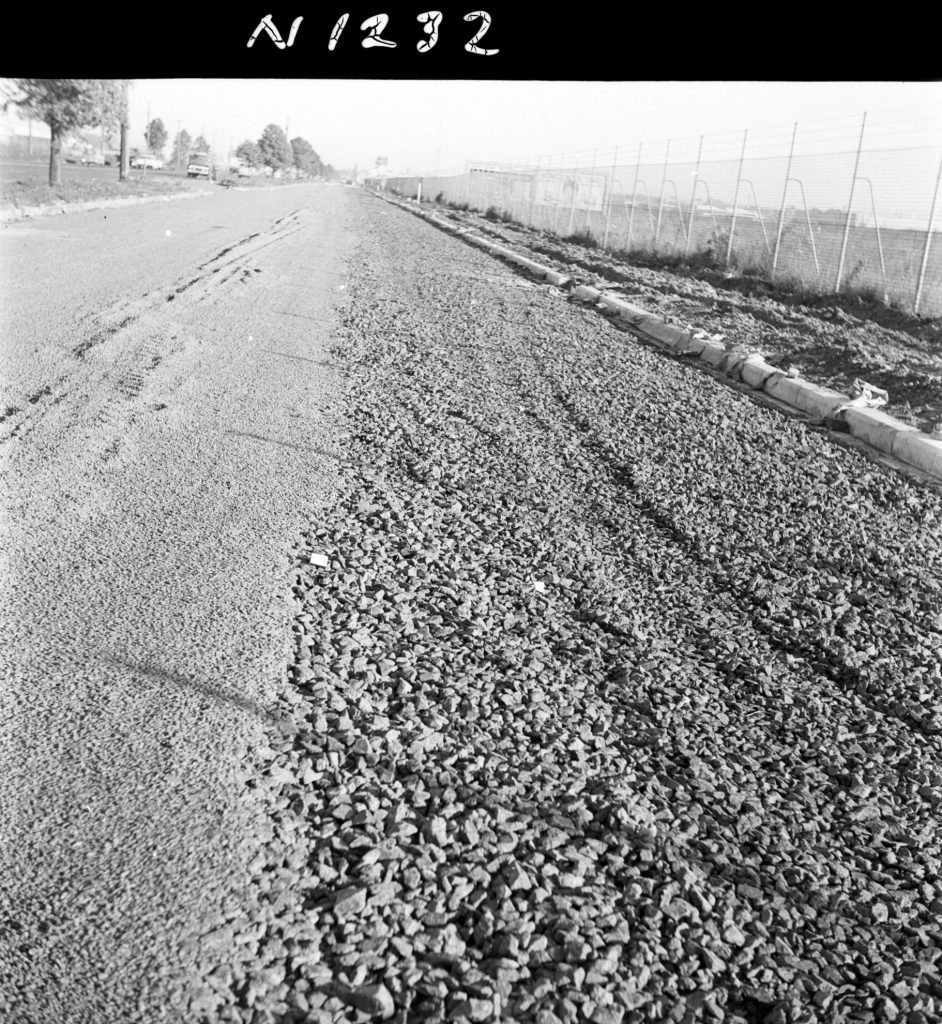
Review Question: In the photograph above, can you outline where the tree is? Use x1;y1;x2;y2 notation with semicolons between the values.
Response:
117;81;131;182
235;139;262;168
192;135;210;154
258;123;291;172
170;128;192;169
290;136;323;178
4;79;125;186
90;80;128;141
145;117;167;155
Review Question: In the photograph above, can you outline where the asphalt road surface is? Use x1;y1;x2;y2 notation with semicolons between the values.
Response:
1;184;355;1021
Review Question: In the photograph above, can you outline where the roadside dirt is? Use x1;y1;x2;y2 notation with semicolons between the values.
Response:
0;173;205;211
0;163;339;217
429;206;942;434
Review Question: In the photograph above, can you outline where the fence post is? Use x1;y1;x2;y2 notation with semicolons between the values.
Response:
585;148;597;232
858;178;888;302
528;155;540;230
835;112;867;294
654;139;670;246
684;135;703;257
552;153;562;235
567;153;580;235
914;148;942;315
627;142;642;251
772;122;798;278
726;129;748;267
603;146;619;250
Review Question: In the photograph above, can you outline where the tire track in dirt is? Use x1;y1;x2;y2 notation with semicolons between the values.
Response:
0;210;306;450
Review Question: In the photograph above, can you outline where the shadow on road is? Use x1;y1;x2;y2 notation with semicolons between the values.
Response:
95;650;277;723
225;428;339;459
267;350;338;368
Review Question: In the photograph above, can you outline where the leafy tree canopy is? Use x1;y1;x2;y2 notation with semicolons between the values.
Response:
258;123;291;170
236;140;263;168
6;79;124;136
290;136;322;177
171;128;192;166
4;79;126;185
145;118;167;155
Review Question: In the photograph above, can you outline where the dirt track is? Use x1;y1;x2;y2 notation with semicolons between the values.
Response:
0;184;353;1022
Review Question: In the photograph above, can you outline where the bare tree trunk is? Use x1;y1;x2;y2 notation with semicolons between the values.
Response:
48;125;61;187
119;80;130;182
119;121;129;181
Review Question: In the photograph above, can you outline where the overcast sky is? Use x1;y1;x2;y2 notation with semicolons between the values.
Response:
123;80;942;175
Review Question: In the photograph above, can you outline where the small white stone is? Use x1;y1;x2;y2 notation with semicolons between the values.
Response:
309;552;330;567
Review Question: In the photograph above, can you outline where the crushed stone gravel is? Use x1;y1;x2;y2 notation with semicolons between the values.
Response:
194;192;942;1024
432;208;942;435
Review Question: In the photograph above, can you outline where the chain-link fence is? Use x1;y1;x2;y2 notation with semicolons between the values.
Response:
371;109;942;317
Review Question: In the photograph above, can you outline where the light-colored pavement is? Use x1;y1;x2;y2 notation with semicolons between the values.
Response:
0;185;354;1021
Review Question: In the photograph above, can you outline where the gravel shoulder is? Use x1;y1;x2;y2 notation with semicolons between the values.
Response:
193;192;942;1024
427;207;942;435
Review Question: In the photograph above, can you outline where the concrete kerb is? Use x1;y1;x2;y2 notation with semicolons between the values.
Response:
572;284;602;303
677;336;707;357
892;433;942;477
789;381;847;420
373;190;942;485
842;408;920;456
721;352;749;380
740;356;780;389
699;341;728;369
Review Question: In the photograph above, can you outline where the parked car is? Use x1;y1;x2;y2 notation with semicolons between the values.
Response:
186;152;212;178
63;148;84;164
130;154;164;170
81;152;105;166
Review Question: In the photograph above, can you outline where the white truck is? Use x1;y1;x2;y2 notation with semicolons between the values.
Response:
186;152;213;179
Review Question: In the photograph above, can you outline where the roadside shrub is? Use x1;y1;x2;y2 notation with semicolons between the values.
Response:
562;229;599;249
485;205;502;222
